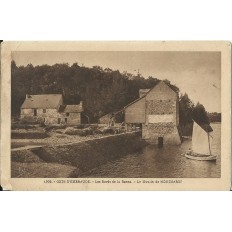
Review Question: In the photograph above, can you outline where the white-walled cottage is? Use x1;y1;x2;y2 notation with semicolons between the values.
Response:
20;94;83;125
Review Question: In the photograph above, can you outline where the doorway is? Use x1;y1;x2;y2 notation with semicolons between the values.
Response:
58;118;61;124
158;137;163;148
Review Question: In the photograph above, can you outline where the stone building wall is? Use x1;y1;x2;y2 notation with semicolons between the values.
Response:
142;123;181;145
21;108;81;125
146;99;176;115
143;81;181;144
20;109;34;118
60;112;81;125
21;108;60;124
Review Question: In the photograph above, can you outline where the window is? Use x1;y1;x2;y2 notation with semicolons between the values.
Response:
66;113;70;116
43;109;46;113
33;109;37;116
58;118;61;124
65;118;68;123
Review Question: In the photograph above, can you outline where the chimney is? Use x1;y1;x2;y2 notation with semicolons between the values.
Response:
139;89;150;98
26;94;31;99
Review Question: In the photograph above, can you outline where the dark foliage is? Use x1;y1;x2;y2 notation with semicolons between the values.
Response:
179;93;194;127
192;102;210;125
179;94;211;135
207;112;221;122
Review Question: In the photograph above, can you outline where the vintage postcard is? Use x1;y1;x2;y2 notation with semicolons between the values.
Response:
0;41;231;190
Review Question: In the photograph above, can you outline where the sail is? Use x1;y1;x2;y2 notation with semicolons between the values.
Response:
192;121;213;155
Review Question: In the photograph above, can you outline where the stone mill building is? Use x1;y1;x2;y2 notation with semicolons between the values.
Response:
124;81;182;145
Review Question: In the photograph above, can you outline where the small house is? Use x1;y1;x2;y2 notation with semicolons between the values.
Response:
20;94;83;125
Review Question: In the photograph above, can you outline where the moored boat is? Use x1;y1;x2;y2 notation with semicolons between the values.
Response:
184;121;217;161
185;152;216;161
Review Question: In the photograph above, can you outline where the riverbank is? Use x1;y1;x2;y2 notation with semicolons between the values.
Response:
11;124;125;148
11;132;114;148
11;132;146;178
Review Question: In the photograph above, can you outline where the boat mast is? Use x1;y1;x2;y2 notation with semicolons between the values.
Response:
207;133;212;156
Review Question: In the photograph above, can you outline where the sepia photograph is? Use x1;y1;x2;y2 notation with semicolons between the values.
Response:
0;41;231;190
1;2;232;232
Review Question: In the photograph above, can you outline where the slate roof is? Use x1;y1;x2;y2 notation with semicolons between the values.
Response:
123;95;146;109
21;94;63;109
59;105;83;113
124;81;177;109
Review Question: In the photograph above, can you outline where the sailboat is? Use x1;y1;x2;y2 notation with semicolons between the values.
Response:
185;121;217;161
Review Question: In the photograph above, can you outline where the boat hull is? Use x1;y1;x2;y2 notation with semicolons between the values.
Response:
185;152;217;161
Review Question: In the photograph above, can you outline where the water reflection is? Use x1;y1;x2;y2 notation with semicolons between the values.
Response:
80;123;221;178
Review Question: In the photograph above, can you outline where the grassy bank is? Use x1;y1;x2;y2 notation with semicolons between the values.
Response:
11;124;126;148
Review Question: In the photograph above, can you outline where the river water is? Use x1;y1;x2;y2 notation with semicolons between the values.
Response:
80;123;221;178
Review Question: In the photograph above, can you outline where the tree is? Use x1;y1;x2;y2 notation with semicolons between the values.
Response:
179;93;194;127
192;102;210;125
207;112;221;122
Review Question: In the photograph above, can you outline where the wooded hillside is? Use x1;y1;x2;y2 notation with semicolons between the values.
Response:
11;61;210;128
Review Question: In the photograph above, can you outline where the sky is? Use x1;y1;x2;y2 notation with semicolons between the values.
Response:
12;51;221;113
